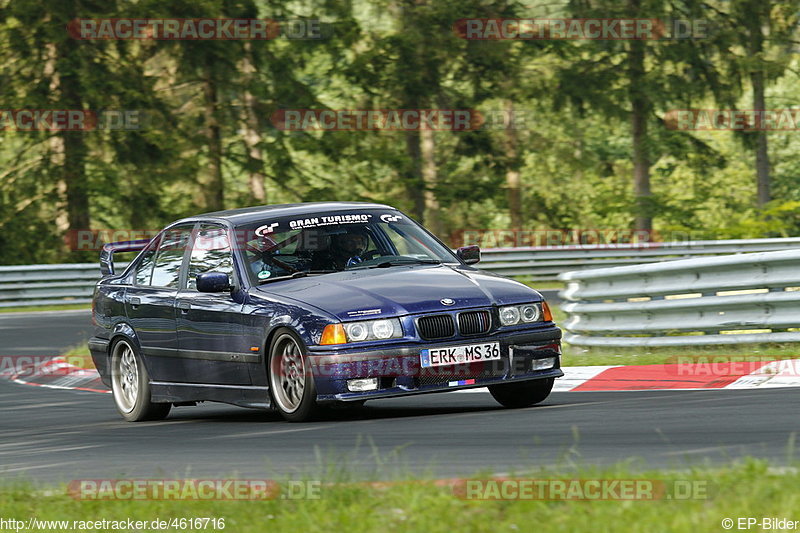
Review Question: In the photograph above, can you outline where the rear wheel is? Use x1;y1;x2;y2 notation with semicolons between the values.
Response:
489;378;554;408
110;339;170;422
268;329;320;422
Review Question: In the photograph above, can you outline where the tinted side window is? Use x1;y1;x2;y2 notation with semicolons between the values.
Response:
186;226;234;290
151;226;193;288
134;240;159;286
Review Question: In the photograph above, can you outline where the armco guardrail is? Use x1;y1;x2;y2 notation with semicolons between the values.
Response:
1;237;799;308
0;263;101;308
479;237;800;280
558;248;800;347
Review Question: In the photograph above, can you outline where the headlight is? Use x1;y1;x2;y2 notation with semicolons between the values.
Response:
499;306;521;325
499;303;547;326
372;320;394;339
341;318;402;343
346;322;369;342
520;304;540;322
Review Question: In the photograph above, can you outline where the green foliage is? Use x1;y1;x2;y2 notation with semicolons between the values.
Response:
2;0;800;264
2;460;800;532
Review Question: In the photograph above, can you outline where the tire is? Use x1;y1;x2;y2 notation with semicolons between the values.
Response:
488;378;554;409
110;338;171;422
267;328;320;422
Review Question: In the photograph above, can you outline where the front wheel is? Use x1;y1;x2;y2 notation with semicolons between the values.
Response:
110;339;171;422
489;378;554;409
268;329;320;422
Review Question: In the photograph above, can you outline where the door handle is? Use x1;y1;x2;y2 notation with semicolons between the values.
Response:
128;296;141;307
177;301;191;313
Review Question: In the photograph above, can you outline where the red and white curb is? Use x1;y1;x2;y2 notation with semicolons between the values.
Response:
4;357;800;395
558;359;800;391
2;357;110;394
464;359;800;393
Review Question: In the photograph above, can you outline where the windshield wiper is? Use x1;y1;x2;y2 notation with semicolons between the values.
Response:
257;270;337;284
371;258;441;269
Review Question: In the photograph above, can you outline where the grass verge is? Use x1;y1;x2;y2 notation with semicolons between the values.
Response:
0;460;797;532
62;343;95;371
515;278;565;290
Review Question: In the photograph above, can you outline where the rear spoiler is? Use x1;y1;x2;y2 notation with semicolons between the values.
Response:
100;239;153;277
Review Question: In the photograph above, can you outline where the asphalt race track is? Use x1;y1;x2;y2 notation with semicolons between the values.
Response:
1;310;93;356
2;310;799;482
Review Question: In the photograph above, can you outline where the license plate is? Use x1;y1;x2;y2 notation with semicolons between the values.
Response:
420;342;501;368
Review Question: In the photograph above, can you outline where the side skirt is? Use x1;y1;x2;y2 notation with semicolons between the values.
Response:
150;381;271;410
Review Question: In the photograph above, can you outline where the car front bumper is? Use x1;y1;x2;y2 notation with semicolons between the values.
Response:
307;326;563;402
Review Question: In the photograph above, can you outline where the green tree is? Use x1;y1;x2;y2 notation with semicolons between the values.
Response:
559;0;734;231
712;0;800;207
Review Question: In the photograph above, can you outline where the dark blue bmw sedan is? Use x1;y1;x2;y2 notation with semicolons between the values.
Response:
90;202;562;422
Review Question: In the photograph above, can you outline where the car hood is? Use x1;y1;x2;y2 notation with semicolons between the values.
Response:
254;265;541;320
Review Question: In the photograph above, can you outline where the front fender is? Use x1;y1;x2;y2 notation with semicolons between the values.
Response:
247;291;338;350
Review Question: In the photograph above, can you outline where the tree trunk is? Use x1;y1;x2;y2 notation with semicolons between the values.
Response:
752;72;770;207
404;132;426;222
43;41;69;234
419;127;444;237
53;35;90;233
631;92;651;233
628;0;652;232
200;65;224;211
62;132;89;231
747;4;770;207
241;42;266;204
503;100;523;230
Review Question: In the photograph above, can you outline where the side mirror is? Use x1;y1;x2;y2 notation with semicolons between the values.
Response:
196;272;231;293
456;245;480;265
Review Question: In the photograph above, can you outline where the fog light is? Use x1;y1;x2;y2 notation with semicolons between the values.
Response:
532;357;557;371
347;378;379;392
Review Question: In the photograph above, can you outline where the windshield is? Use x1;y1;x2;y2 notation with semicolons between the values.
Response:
235;210;458;284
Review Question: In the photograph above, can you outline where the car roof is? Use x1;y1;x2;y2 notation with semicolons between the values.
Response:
176;201;395;226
